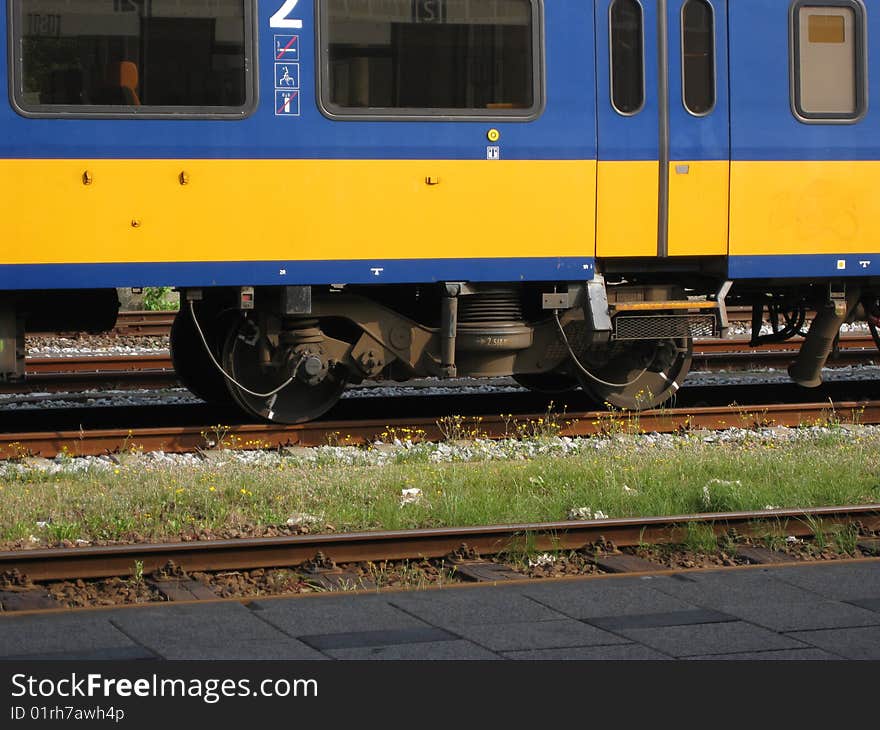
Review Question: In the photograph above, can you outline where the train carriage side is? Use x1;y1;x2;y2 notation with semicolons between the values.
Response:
726;0;880;386
0;0;876;424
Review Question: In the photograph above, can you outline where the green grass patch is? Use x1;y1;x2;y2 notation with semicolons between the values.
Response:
1;429;878;546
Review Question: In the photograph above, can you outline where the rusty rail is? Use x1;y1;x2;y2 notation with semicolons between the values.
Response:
1;398;878;459
0;505;877;582
30;311;176;339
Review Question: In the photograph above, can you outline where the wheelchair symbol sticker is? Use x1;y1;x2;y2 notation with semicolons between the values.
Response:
275;63;299;90
276;90;300;116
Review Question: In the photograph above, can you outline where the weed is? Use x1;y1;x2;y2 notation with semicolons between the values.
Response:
202;424;232;450
130;560;145;587
684;522;718;554
805;516;830;552
437;415;484;441
832;523;859;555
143;286;178;311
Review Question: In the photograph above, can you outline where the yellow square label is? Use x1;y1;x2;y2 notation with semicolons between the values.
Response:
808;14;845;44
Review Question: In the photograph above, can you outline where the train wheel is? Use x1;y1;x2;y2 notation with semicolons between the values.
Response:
170;307;235;405
578;338;692;410
513;371;579;394
221;316;347;424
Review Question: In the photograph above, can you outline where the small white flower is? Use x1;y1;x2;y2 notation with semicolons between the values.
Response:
567;507;594;520
593;510;609;520
35;520;50;529
622;485;637;494
785;535;800;544
763;505;781;511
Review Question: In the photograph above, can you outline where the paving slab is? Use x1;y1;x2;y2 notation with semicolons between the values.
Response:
106;602;304;658
387;586;566;626
446;619;629;652
503;644;671;660
521;578;702;619
787;626;880;659
325;640;501;660
618;620;807;658
0;614;141;658
649;571;880;632
848;598;880;614
156;640;327;661
249;594;432;636
769;562;880;601
585;608;734;631
300;627;455;651
2;646;158;661
687;648;842;660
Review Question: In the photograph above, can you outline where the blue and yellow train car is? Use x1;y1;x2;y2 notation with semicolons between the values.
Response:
0;0;876;422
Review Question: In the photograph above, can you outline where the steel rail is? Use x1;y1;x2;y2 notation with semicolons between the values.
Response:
22;308;839;340
29;311;176;339
18;335;878;378
0;505;876;582
1;398;878;459
24;354;174;374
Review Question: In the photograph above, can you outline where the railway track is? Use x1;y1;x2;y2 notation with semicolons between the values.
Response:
30;310;176;339
1;386;879;459
8;334;880;395
23;307;821;341
0;506;877;612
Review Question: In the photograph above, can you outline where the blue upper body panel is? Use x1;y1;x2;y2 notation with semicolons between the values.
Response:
0;1;598;161
729;0;879;161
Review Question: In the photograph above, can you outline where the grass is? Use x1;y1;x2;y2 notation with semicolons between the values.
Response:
0;426;879;547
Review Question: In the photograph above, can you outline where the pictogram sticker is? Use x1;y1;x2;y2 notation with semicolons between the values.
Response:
276;90;300;116
274;34;300;61
275;63;300;89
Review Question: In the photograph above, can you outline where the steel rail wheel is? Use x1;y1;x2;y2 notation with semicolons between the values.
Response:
579;337;693;410
221;316;347;424
170;306;236;406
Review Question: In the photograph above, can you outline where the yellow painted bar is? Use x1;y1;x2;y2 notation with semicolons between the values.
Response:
0;159;596;265
730;160;880;256
611;300;718;311
668;160;729;256
596;160;658;258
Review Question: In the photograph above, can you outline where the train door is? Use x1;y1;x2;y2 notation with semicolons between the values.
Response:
595;0;729;259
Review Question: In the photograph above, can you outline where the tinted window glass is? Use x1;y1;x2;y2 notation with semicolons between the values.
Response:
323;0;536;114
682;0;715;115
16;0;248;111
610;0;644;114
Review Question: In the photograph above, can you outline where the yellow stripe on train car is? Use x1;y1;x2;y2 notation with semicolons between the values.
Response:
731;160;880;256
0;159;596;265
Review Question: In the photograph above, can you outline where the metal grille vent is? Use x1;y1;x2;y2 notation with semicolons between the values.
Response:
614;314;717;341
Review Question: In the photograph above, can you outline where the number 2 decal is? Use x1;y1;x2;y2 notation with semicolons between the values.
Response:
270;0;303;28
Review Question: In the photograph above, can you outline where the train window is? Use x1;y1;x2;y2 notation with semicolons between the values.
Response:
10;0;255;118
318;0;542;120
791;0;867;122
609;0;645;115
681;0;715;116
